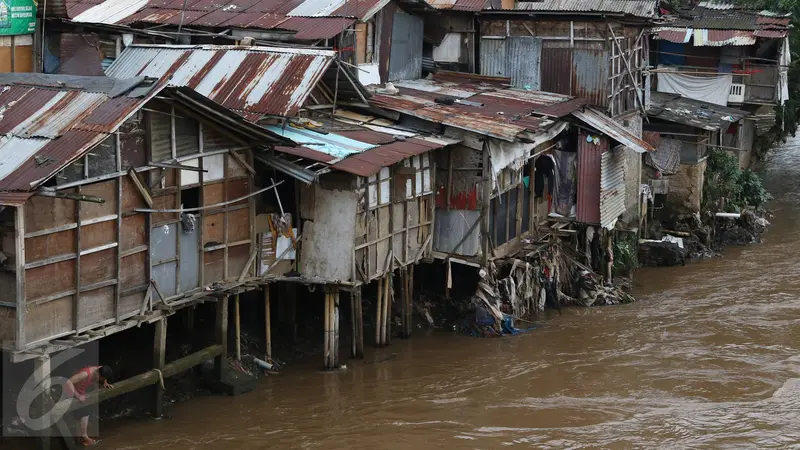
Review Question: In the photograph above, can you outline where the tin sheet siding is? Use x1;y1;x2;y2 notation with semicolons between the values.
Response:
540;46;572;95
600;148;626;229
507;37;542;90
480;37;541;89
480;38;507;78
388;11;424;82
573;47;609;109
433;209;480;256
576;133;605;224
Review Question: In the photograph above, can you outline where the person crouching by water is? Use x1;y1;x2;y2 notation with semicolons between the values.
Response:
64;366;114;446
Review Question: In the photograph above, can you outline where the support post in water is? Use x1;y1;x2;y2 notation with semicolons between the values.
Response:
353;287;364;358
407;265;414;338
383;273;391;346
214;295;229;382
333;288;340;369
234;294;241;361
152;317;167;418
375;277;384;347
264;285;272;361
324;288;331;369
399;267;409;339
33;355;52;450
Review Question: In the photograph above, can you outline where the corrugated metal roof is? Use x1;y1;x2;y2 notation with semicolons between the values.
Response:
372;74;588;142
107;45;336;119
330;138;439;176
506;0;657;18
0;73;291;193
571;108;653;153
662;7;789;35
647;92;749;131
64;0;386;39
264;124;377;158
0;74;160;191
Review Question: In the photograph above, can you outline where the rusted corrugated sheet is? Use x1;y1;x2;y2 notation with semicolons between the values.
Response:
654;27;692;43
451;0;487;11
331;138;440;177
0;191;33;206
600;148;625;229
572;47;608;109
506;0;657;17
533;97;588;117
106;45;336;119
572;108;653;153
576;133;603;225
480;38;507;78
277;17;355;40
540;47;572;96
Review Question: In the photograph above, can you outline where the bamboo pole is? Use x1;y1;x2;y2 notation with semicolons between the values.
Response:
152;318;167;418
234;294;241;361
264;286;272;360
375;277;384;347
214;296;229;382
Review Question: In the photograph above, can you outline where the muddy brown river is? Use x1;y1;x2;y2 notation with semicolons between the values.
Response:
99;137;800;449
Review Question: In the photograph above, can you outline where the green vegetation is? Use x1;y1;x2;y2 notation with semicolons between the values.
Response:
703;150;772;211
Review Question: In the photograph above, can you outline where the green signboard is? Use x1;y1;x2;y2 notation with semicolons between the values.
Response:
0;0;36;36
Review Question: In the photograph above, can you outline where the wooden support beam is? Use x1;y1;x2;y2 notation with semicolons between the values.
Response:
350;290;357;358
399;268;408;339
375;277;383;347
355;288;364;358
128;169;154;208
35;189;105;204
323;290;331;369
330;288;339;369
382;273;390;346
33;355;52;450
264;285;272;360
407;266;414;339
15;205;26;350
214;296;229;382
152;318;167;418
234;294;241;361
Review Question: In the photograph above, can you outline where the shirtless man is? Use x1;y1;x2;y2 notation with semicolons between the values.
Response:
64;366;114;446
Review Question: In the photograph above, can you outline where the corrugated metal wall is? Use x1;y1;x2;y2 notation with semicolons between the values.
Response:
388;11;423;82
600;148;626;229
507;37;542;90
540;46;572;95
480;37;507;78
479;37;542;89
573;47;609;108
433;209;481;256
576;133;605;224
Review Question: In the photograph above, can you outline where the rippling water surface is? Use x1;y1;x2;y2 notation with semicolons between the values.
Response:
101;137;800;449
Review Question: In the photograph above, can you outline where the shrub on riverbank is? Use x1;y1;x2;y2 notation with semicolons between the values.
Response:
703;149;772;212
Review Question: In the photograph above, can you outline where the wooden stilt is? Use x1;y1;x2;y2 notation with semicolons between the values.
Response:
214;295;229;382
234;294;241;361
355;288;364;358
152;317;167;418
323;290;331;369
33;355;52;450
375;277;383;347
332;288;340;368
264;285;272;360
407;265;414;338
382;273;390;346
186;305;195;332
350;291;357;358
399;268;407;338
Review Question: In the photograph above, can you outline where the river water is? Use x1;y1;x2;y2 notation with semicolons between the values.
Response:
100;137;800;449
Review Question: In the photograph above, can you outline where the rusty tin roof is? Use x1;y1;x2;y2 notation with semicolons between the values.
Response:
106;44;336;119
0;73;291;197
371;73;653;152
65;0;388;40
